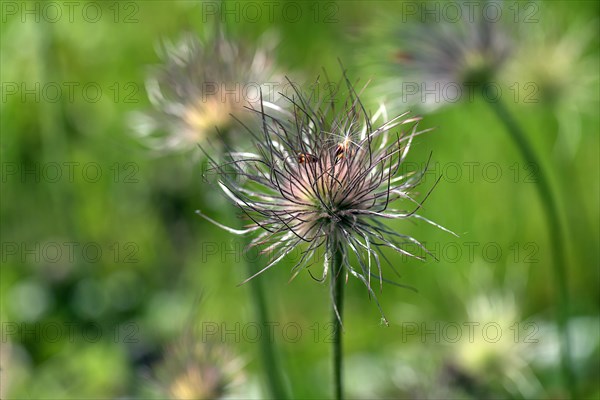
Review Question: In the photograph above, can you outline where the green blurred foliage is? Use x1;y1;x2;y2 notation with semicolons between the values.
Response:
1;1;598;399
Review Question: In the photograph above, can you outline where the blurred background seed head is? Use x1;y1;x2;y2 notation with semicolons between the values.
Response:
360;0;513;112
149;332;247;399
505;14;600;159
129;26;282;155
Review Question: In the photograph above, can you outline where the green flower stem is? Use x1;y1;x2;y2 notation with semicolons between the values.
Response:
241;232;289;399
331;245;345;400
221;131;290;400
485;97;576;398
218;132;288;399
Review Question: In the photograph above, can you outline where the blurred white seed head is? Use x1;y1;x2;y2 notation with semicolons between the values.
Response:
151;332;246;400
364;0;512;112
506;14;599;157
447;263;545;398
130;28;281;154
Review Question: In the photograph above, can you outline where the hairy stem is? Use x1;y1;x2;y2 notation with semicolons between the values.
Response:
485;97;576;398
331;244;345;400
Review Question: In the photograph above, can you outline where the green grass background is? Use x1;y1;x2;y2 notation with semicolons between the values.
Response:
1;0;598;398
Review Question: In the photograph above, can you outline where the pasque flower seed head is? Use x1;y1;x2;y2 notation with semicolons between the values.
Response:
198;71;455;322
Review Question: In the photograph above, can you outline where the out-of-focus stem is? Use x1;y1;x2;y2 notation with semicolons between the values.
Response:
241;232;289;399
485;97;576;399
219;133;288;399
